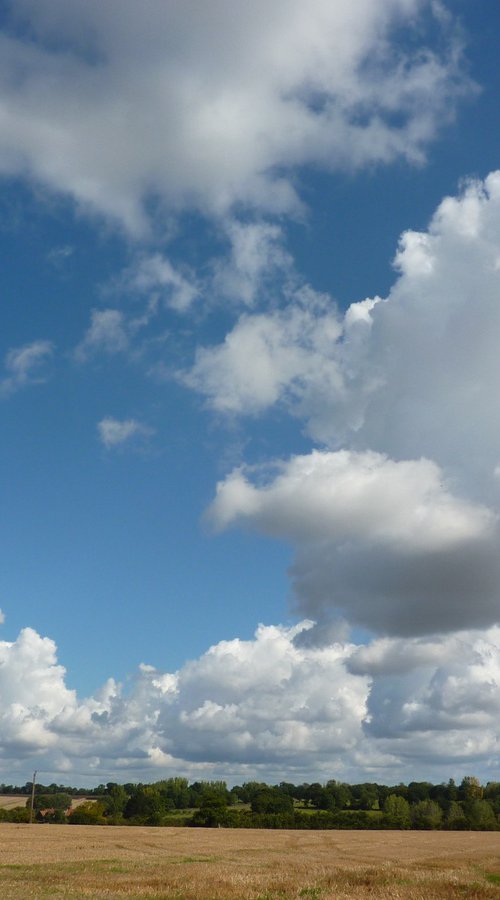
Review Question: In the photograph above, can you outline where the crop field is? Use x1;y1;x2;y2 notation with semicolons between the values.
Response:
0;826;499;898
0;797;27;811
0;796;94;812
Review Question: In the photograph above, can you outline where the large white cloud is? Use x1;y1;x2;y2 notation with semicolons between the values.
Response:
0;621;368;782
0;0;468;231
348;629;500;775
1;620;500;784
187;173;500;641
190;172;500;499
208;450;500;636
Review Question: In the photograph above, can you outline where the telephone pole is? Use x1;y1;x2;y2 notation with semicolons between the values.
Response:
29;771;37;824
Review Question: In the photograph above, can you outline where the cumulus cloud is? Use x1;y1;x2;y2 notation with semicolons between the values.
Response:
97;417;154;449
1;339;54;396
182;171;500;644
183;287;343;414
187;173;500;496
340;173;500;494
0;621;368;781
208;450;500;636
1;619;500;784
348;628;500;773
0;1;470;231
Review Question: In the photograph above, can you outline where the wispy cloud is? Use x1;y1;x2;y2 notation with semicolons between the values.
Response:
1;339;54;396
97;416;154;449
74;309;129;362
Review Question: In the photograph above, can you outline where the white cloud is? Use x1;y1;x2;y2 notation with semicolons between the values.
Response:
130;254;199;313
183;286;343;414
208;450;500;636
212;221;292;307
97;417;153;449
183;172;500;644
0;621;368;780
186;173;500;494
1;619;500;784
348;629;500;773
74;309;129;361
1;339;54;396
0;1;470;231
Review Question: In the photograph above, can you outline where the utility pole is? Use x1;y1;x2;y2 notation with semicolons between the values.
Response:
29;771;37;824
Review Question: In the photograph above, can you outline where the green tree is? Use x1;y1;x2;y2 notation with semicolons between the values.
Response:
466;799;497;831
190;792;229;827
251;789;294;815
68;802;106;825
411;799;443;829
383;794;411;829
445;801;467;830
104;784;128;820
459;776;483;802
124;785;166;823
30;793;72;813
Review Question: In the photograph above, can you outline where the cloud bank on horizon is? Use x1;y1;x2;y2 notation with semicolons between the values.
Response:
1;0;500;785
1;620;500;785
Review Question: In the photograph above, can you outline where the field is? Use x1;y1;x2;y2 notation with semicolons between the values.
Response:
0;826;499;898
0;796;27;811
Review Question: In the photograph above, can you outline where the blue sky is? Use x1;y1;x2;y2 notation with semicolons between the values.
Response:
2;0;500;786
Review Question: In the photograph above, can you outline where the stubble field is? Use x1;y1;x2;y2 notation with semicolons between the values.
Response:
0;824;499;899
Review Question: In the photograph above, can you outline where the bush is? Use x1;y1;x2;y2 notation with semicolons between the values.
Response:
68;802;106;825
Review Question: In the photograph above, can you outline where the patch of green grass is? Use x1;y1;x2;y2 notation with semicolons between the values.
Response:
485;872;500;885
299;887;323;898
178;855;219;864
256;893;288;900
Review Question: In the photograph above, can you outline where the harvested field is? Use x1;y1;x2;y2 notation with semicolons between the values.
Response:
0;795;95;812
0;797;26;811
0;826;499;898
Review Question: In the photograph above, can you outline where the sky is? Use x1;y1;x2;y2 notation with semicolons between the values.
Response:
1;0;500;788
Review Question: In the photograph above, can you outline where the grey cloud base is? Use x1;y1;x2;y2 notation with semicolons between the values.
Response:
199;174;500;642
209;450;500;637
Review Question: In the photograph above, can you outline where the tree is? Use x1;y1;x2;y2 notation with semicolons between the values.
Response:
459;776;483;803
30;793;72;813
124;785;166;823
383;794;411;829
251;789;294;815
445;801;467;830
324;781;351;810
411;800;443;830
407;782;432;804
68;802;106;825
104;784;128;820
192;797;228;827
358;786;379;810
466;800;497;831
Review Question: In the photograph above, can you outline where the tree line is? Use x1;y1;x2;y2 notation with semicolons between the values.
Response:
0;775;499;829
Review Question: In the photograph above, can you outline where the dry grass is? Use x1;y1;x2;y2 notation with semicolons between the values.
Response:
0;795;94;811
0;825;499;899
0;796;26;811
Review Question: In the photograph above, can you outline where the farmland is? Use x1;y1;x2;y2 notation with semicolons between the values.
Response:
0;825;499;898
0;795;94;813
0;796;26;811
